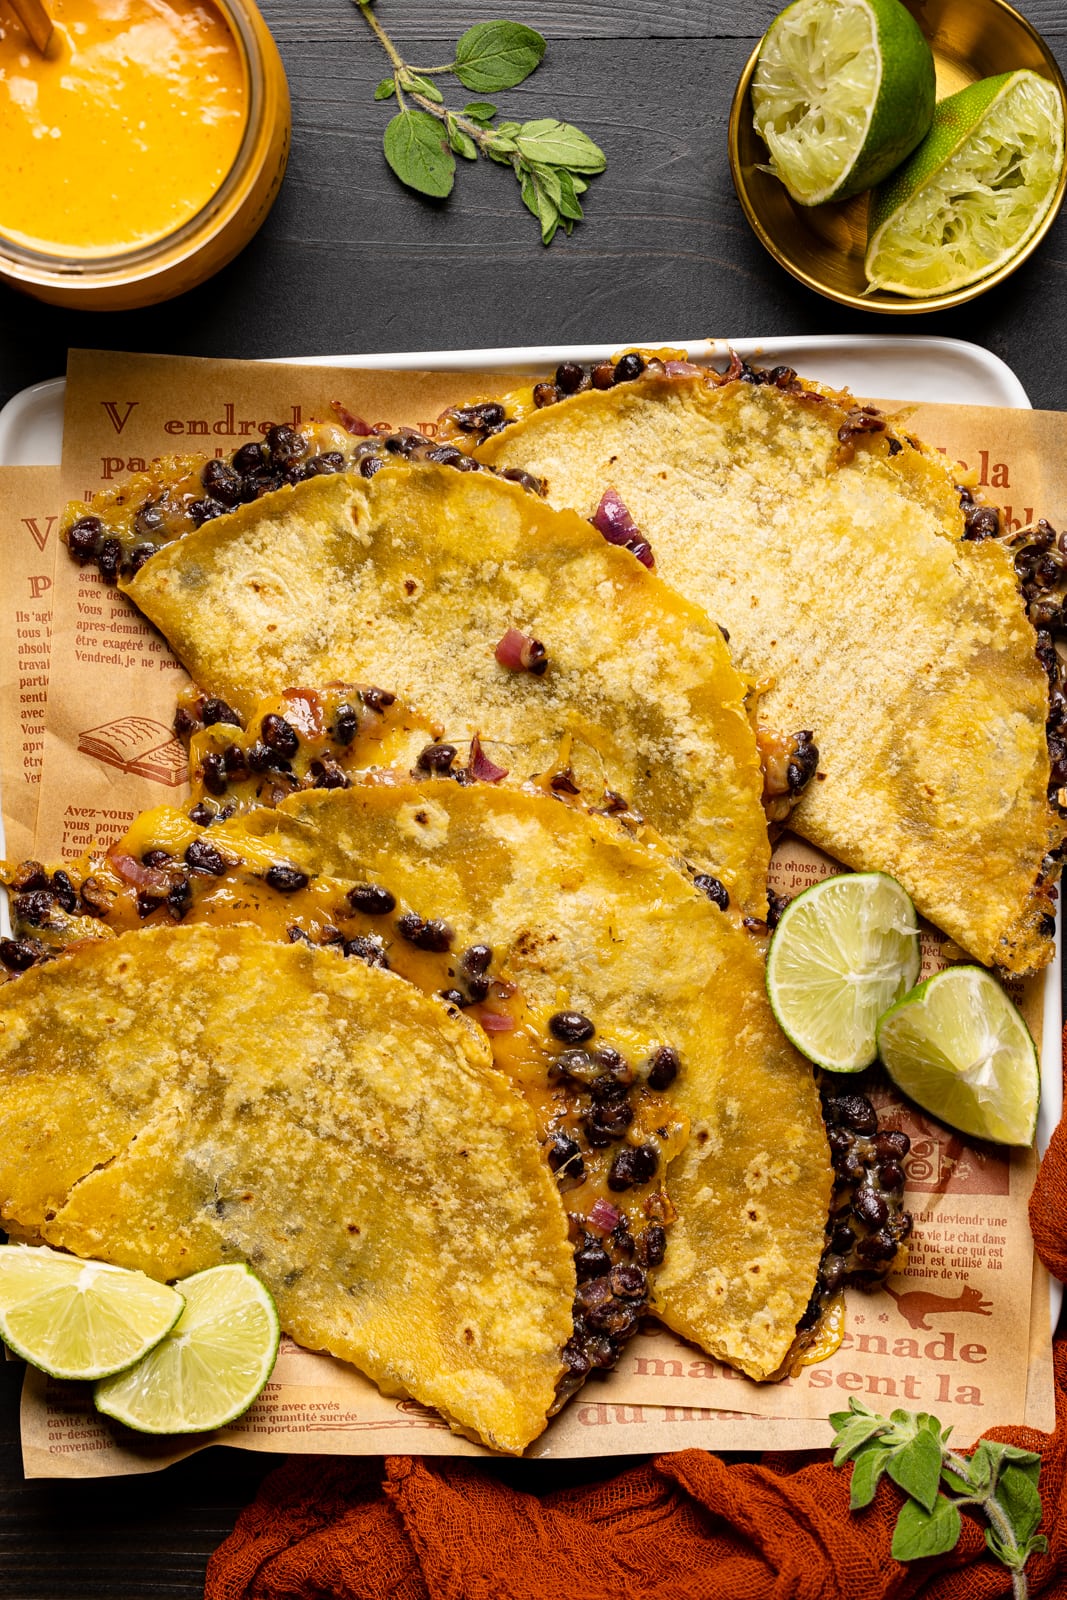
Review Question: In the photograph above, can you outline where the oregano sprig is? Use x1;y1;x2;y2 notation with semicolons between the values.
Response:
354;4;606;243
831;1400;1047;1599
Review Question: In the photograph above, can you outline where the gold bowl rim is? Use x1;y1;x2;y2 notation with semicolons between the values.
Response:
728;0;1067;314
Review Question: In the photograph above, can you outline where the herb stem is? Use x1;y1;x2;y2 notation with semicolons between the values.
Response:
355;2;405;74
406;91;496;150
942;1451;1029;1600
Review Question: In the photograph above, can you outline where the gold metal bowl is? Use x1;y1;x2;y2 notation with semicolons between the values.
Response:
728;0;1067;313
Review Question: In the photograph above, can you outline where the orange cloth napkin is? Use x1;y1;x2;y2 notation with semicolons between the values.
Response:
205;1037;1067;1600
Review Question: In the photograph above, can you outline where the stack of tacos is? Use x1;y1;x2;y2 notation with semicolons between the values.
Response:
1;349;1058;1453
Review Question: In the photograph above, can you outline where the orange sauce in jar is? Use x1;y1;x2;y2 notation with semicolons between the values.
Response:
0;0;247;257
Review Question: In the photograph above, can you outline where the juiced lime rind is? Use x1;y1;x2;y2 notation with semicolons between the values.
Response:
94;1263;280;1435
876;965;1040;1146
766;871;921;1072
866;68;1066;296
0;1245;184;1381
752;0;935;206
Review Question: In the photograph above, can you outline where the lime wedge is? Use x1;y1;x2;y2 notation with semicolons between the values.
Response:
876;966;1039;1145
95;1263;280;1434
0;1245;184;1381
866;69;1066;296
766;872;920;1071
752;0;935;206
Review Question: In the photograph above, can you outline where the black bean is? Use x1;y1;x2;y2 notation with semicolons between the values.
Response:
332;702;360;745
591;361;615;390
549;1010;595;1044
574;1241;611;1282
141;849;172;869
233;441;268;475
67;515;103;558
450;401;506;434
609;1218;635;1257
546;1133;584;1176
174;706;200;740
202;697;242;728
14;889;53;927
134;500;165;537
311;451;346;476
609;1263;647;1299
831;1223;855;1255
963;504;1000;540
201;753;228;796
426;443;463;466
201;458;243;506
184;838;230;876
552;361;585;395
129;543;157;574
636;1224;667;1267
588;1301;639;1337
533;383;560;408
693;874;730;911
396;913;453;952
555;1048;598;1086
260;714;299;757
856;1230;899;1263
417;742;457;774
360;455;384;479
766;890;789;930
308;756;350;791
348;883;396;916
647;1045;680;1090
439;988;469;1008
343;935;390;968
96;538;122;584
50;870;78;913
362;686;395;714
221;743;248;777
189;497;228;528
834;1149;866;1185
613;353;645;384
0;938;42;971
187;802;214;827
461;943;492;975
267;424;308;465
586;1098;635;1139
878;1161;906;1192
873;1130;910;1160
827;1093;878;1135
853;1187;889;1229
770;365;797;387
265;864;309;893
608;1144;659;1190
500;466;545;497
10;860;48;892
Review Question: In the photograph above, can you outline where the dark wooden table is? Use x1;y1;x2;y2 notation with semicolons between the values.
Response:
1;2;1065;1593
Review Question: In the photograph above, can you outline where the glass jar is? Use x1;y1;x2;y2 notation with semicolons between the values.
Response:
0;0;291;310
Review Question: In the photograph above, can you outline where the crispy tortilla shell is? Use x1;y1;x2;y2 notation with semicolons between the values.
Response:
122;462;770;916
475;372;1063;972
0;924;575;1454
227;782;833;1380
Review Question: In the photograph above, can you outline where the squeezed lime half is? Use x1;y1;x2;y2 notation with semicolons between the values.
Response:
865;68;1066;296
752;0;935;206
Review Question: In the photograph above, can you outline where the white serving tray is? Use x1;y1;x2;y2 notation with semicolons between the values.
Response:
0;334;1059;1329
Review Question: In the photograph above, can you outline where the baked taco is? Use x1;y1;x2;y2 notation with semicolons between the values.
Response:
0;923;577;1454
106;461;774;917
457;354;1065;974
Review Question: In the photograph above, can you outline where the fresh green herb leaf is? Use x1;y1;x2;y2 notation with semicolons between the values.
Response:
446;117;479;160
529;162;562;208
848;1442;888;1510
997;1465;1044;1546
463;101;498;124
886;1429;943;1513
453;21;546;93
374;78;396;100
891;1495;962;1562
557;169;584;221
405;72;444;102
383;109;456;198
515;118;607;172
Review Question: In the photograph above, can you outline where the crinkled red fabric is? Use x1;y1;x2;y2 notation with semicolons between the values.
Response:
205;1037;1067;1600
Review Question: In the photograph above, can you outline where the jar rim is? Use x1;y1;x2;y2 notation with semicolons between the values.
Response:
0;0;265;278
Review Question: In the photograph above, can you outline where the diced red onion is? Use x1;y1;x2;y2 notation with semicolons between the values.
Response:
494;627;545;673
478;1009;516;1033
664;360;703;377
468;734;508;783
592;489;655;570
589;1197;622;1233
107;852;170;894
331;400;373;437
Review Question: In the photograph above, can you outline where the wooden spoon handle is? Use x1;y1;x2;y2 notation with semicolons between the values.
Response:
7;0;54;53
